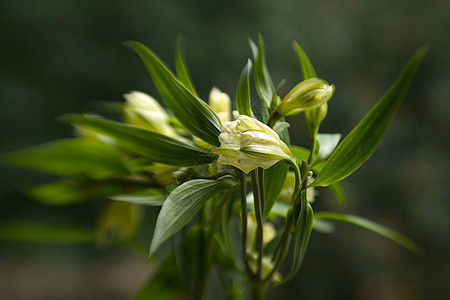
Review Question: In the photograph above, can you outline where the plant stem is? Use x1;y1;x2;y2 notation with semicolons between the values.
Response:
239;171;253;277
251;168;265;279
251;281;268;300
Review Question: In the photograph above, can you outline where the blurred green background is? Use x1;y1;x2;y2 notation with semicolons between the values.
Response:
1;0;449;299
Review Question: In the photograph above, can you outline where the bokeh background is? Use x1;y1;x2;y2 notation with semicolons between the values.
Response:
1;0;449;299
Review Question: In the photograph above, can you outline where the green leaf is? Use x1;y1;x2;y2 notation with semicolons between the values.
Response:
293;41;317;80
134;253;183;300
62;114;218;166
315;133;341;163
236;59;252;117
27;181;92;205
125;41;222;146
314;212;423;254
328;182;346;206
264;120;290;215
175;37;197;96
0;221;94;243
284;191;314;282
293;41;329;138
312;218;335;234
149;176;237;256
252;36;275;122
109;194;165;206
311;46;428;187
290;146;310;163
264;162;288;216
3;138;130;179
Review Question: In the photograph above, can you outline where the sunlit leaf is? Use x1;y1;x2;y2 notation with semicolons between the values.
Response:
175;37;197;96
62;114;218;166
0;221;94;243
3;138;130;179
149;176;237;256
314;212;423;254
293;41;328;138
236;59;252;117
293;41;317;80
125;41;222;146
311;46;428;187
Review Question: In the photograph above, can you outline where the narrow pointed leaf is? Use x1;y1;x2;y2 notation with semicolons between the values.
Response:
264;122;290;215
125;41;222;146
28;181;92;205
314;212;423;254
264;161;288;216
328;182;346;206
61;114;218;166
175;37;197;96
311;46;428;187
3;138;130;179
236;60;252;116
109;194;165;206
149;176;237;256
293;41;317;80
0;221;94;243
284;191;314;282
253;36;275;121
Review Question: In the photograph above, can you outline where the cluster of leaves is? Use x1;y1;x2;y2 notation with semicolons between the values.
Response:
1;36;427;299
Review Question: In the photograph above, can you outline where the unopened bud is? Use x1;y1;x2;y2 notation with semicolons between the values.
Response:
209;87;231;123
277;78;334;117
123;91;177;137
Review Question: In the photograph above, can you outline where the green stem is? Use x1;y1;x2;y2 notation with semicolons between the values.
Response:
251;168;265;279
251;281;268;300
239;171;253;277
307;132;317;167
198;188;237;299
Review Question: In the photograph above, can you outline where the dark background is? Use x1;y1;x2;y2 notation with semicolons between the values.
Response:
1;0;449;299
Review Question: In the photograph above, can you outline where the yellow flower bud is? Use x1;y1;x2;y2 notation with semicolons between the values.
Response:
218;115;294;173
123;91;178;137
277;78;334;117
209;87;231;123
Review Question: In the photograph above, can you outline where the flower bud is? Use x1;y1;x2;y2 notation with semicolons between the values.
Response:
218;115;294;173
209;87;231;123
305;102;328;138
123;91;177;137
277;78;334;117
